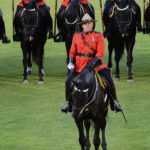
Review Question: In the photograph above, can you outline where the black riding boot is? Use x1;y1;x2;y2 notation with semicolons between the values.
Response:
130;1;142;32
13;17;21;42
103;15;111;38
0;16;10;43
61;88;72;113
13;28;21;42
54;6;66;42
103;22;111;38
109;86;123;112
2;33;10;43
47;15;54;39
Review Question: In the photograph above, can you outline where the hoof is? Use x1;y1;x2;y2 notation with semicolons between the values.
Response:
127;79;134;83
114;78;120;81
23;80;29;84
38;81;44;85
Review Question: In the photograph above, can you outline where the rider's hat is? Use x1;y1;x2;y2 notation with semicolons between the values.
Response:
78;13;97;24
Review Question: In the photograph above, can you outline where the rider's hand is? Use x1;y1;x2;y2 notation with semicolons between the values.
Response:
67;58;74;71
86;63;94;70
67;62;74;72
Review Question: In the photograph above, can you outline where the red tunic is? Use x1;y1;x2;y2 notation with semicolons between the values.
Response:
62;0;88;7
69;32;107;73
19;0;45;7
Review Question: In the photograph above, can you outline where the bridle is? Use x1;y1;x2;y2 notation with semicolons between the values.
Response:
115;4;133;37
22;7;39;41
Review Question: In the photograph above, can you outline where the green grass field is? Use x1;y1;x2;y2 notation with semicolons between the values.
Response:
0;0;150;150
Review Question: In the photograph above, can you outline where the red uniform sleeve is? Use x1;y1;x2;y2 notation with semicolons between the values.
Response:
69;34;77;58
95;34;105;60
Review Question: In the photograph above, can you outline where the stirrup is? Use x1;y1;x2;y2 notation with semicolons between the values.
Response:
103;30;110;38
137;24;143;32
60;105;69;113
2;36;10;44
13;34;21;42
48;30;54;39
54;33;65;42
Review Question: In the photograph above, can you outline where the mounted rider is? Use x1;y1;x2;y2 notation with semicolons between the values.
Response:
56;0;94;42
0;9;10;43
13;0;53;42
103;0;142;37
61;13;123;113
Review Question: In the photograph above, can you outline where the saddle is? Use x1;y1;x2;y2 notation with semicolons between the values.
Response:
69;71;110;92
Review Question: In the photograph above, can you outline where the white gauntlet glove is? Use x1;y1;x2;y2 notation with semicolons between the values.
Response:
67;62;74;71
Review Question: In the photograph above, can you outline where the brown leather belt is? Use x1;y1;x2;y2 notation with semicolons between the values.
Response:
77;53;95;58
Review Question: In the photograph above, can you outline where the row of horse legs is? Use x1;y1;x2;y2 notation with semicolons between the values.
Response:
76;119;107;150
107;37;135;82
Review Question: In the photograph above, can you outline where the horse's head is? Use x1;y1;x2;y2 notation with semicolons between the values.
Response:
21;0;38;41
65;0;80;24
72;67;96;111
64;0;82;36
115;0;133;35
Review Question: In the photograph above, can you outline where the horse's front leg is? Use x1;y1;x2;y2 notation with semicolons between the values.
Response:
84;119;91;150
107;40;113;70
75;119;86;150
65;40;72;64
22;47;29;84
101;119;107;150
126;38;135;82
93;120;101;150
114;51;120;81
38;46;44;84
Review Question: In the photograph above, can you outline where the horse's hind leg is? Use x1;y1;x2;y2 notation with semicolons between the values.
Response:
114;42;124;81
93;120;101;150
84;119;91;150
101;119;107;150
75;119;86;150
126;37;135;82
38;46;44;84
22;49;28;83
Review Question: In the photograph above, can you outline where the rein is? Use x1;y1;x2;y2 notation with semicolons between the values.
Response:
72;73;98;116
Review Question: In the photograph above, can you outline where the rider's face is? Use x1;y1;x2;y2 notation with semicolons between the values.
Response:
82;22;94;32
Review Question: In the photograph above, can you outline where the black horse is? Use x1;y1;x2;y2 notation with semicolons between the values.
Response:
71;67;108;150
19;1;48;84
105;0;136;82
145;3;150;33
62;0;95;63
